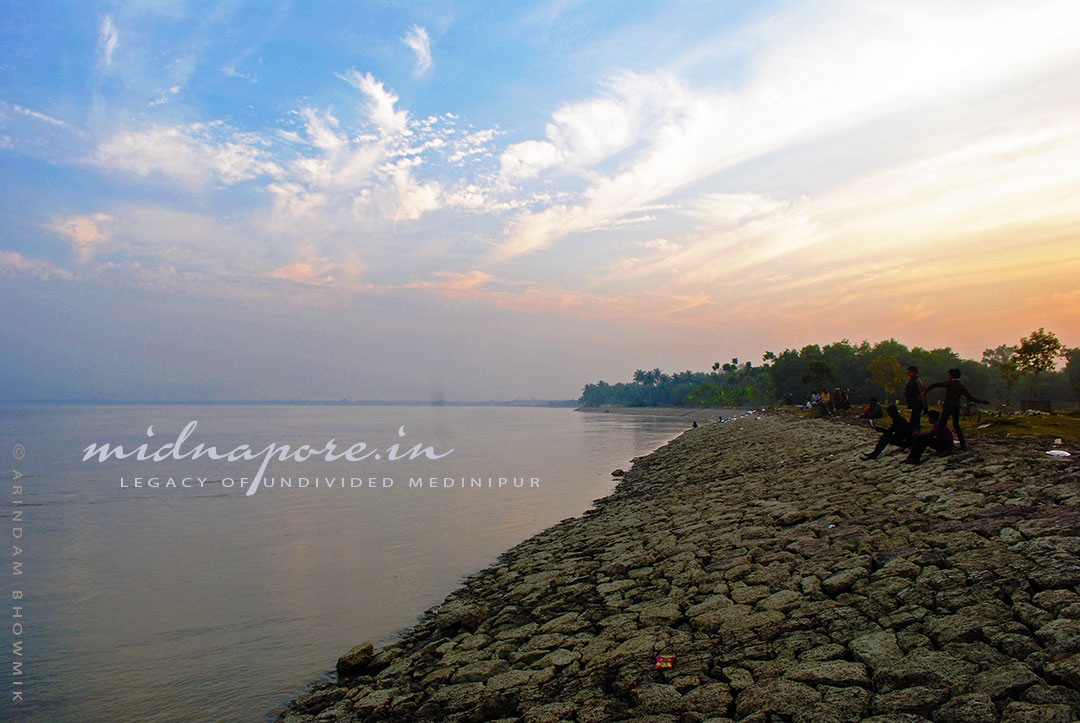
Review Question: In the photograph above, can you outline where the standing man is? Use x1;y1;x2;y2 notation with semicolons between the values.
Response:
904;366;928;430
921;368;989;451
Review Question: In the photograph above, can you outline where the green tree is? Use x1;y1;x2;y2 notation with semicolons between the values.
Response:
1065;347;1080;403
823;340;860;385
982;345;1021;405
800;360;834;389
867;353;906;402
1015;328;1064;399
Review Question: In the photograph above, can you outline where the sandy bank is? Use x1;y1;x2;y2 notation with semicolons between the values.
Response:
278;411;1079;722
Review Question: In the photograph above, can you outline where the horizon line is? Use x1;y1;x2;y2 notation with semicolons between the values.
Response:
0;398;581;407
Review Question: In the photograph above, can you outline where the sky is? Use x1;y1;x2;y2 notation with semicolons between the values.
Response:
1;0;1078;401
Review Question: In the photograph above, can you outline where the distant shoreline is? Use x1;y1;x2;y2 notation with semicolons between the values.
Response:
0;399;580;407
575;404;747;418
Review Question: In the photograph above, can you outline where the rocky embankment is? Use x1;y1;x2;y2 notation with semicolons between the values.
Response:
278;411;1080;723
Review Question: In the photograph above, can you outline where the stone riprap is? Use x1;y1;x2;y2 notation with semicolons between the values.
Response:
277;411;1080;722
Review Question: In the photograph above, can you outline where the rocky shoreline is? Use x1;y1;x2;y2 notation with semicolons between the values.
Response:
276;410;1080;722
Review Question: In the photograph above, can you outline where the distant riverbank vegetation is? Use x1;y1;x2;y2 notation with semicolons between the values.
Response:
579;329;1079;408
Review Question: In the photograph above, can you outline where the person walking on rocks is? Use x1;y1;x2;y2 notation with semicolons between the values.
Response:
905;409;953;464
861;404;914;460
904;366;928;430
920;368;989;451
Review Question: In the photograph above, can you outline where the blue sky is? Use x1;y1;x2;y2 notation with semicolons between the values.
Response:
2;0;1079;401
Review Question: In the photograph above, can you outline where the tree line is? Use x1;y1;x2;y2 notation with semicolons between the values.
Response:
579;328;1079;408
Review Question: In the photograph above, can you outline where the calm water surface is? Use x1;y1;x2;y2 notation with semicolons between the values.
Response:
0;405;698;722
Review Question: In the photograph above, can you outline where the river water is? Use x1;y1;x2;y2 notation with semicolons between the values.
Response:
0;404;698;722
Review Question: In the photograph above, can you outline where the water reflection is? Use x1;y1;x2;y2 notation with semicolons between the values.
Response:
0;405;699;722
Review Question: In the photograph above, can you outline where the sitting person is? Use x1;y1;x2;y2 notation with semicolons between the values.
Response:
861;404;913;460
861;397;884;420
905;409;953;464
921;368;989;451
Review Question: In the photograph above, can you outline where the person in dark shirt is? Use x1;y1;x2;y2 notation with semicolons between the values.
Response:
905;409;954;464
861;404;914;460
921;368;989;451
903;366;928;430
861;397;883;420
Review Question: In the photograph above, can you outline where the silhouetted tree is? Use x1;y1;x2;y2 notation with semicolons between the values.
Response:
867;353;906;401
1016;328;1064;399
982;345;1021;405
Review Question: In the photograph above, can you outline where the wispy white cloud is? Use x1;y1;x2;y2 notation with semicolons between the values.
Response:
0;251;73;280
92;122;283;187
75;69;507;292
493;0;1080;260
83;62;503;238
222;65;258;83
498;73;664;184
593;119;1080;326
100;15;119;67
413;267;714;324
409;269;493;299
353;158;442;222
402;25;433;77
269;245;363;287
336;69;411;136
11;104;69;128
262;76;505;234
45;212;116;261
148;85;183;107
636;238;678;251
499;140;561;182
448;128;498;164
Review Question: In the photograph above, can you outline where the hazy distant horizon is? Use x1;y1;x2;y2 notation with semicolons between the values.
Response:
1;398;581;406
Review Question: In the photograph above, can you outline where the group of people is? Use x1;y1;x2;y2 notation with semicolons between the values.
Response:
803;387;853;415
861;366;989;464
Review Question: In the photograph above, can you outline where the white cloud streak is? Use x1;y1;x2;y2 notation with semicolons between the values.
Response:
402;25;433;77
100;15;119;67
493;0;1080;259
0;251;73;280
336;70;411;136
93;123;283;187
11;104;69;128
